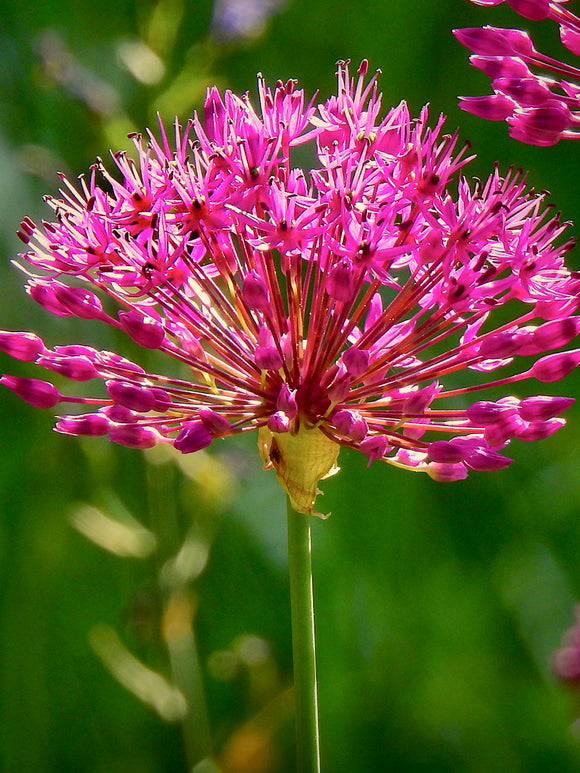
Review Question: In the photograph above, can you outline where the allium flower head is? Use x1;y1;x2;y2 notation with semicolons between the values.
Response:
455;1;580;145
2;60;580;515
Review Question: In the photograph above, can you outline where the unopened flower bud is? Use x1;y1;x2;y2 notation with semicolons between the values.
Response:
426;461;468;482
118;310;166;349
350;414;369;443
56;413;109;436
27;280;73;317
506;0;550;21
531;349;580;382
37;354;98;381
518;395;575;422
342;346;369;378
515;417;566;441
470;55;531;80
496;76;552;107
255;326;283;370
54;284;104;320
533;317;580;351
1;375;61;408
484;411;522;446
560;24;580;56
109;424;163;449
553;646;580;681
478;331;520;359
0;330;45;361
174;421;213;453
199;407;231;435
467;400;515;425
106;380;157;412
332;409;355;436
151;387;172;411
458;94;515;121
327;258;355;301
454;26;535;57
242;272;270;310
465;448;513;471
508;102;572;146
102;405;138;423
427;440;468;464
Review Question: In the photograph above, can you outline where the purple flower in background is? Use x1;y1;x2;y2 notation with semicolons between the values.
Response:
2;61;580;515
455;1;580;144
211;0;287;41
553;606;580;682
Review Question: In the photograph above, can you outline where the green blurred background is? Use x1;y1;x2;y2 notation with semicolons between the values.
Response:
3;1;580;771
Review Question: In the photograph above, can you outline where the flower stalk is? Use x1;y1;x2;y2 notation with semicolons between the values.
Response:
287;498;320;773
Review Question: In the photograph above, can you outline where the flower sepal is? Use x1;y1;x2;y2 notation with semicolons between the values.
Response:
258;425;340;518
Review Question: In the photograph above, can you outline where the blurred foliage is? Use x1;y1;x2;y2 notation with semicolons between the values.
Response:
3;0;580;771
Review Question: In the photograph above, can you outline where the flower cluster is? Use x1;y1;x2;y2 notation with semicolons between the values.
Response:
2;61;580;514
455;0;580;145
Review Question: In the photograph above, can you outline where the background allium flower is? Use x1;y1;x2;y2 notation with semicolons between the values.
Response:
2;60;580;515
455;1;580;145
553;605;580;683
211;0;288;41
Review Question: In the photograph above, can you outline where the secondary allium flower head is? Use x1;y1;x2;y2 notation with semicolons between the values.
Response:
455;1;580;145
2;60;580;515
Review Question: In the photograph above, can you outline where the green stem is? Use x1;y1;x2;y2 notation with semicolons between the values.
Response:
146;460;214;770
287;497;321;773
163;591;214;770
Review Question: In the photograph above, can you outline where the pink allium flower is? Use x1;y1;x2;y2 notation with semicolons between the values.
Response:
2;60;580;515
455;1;580;145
